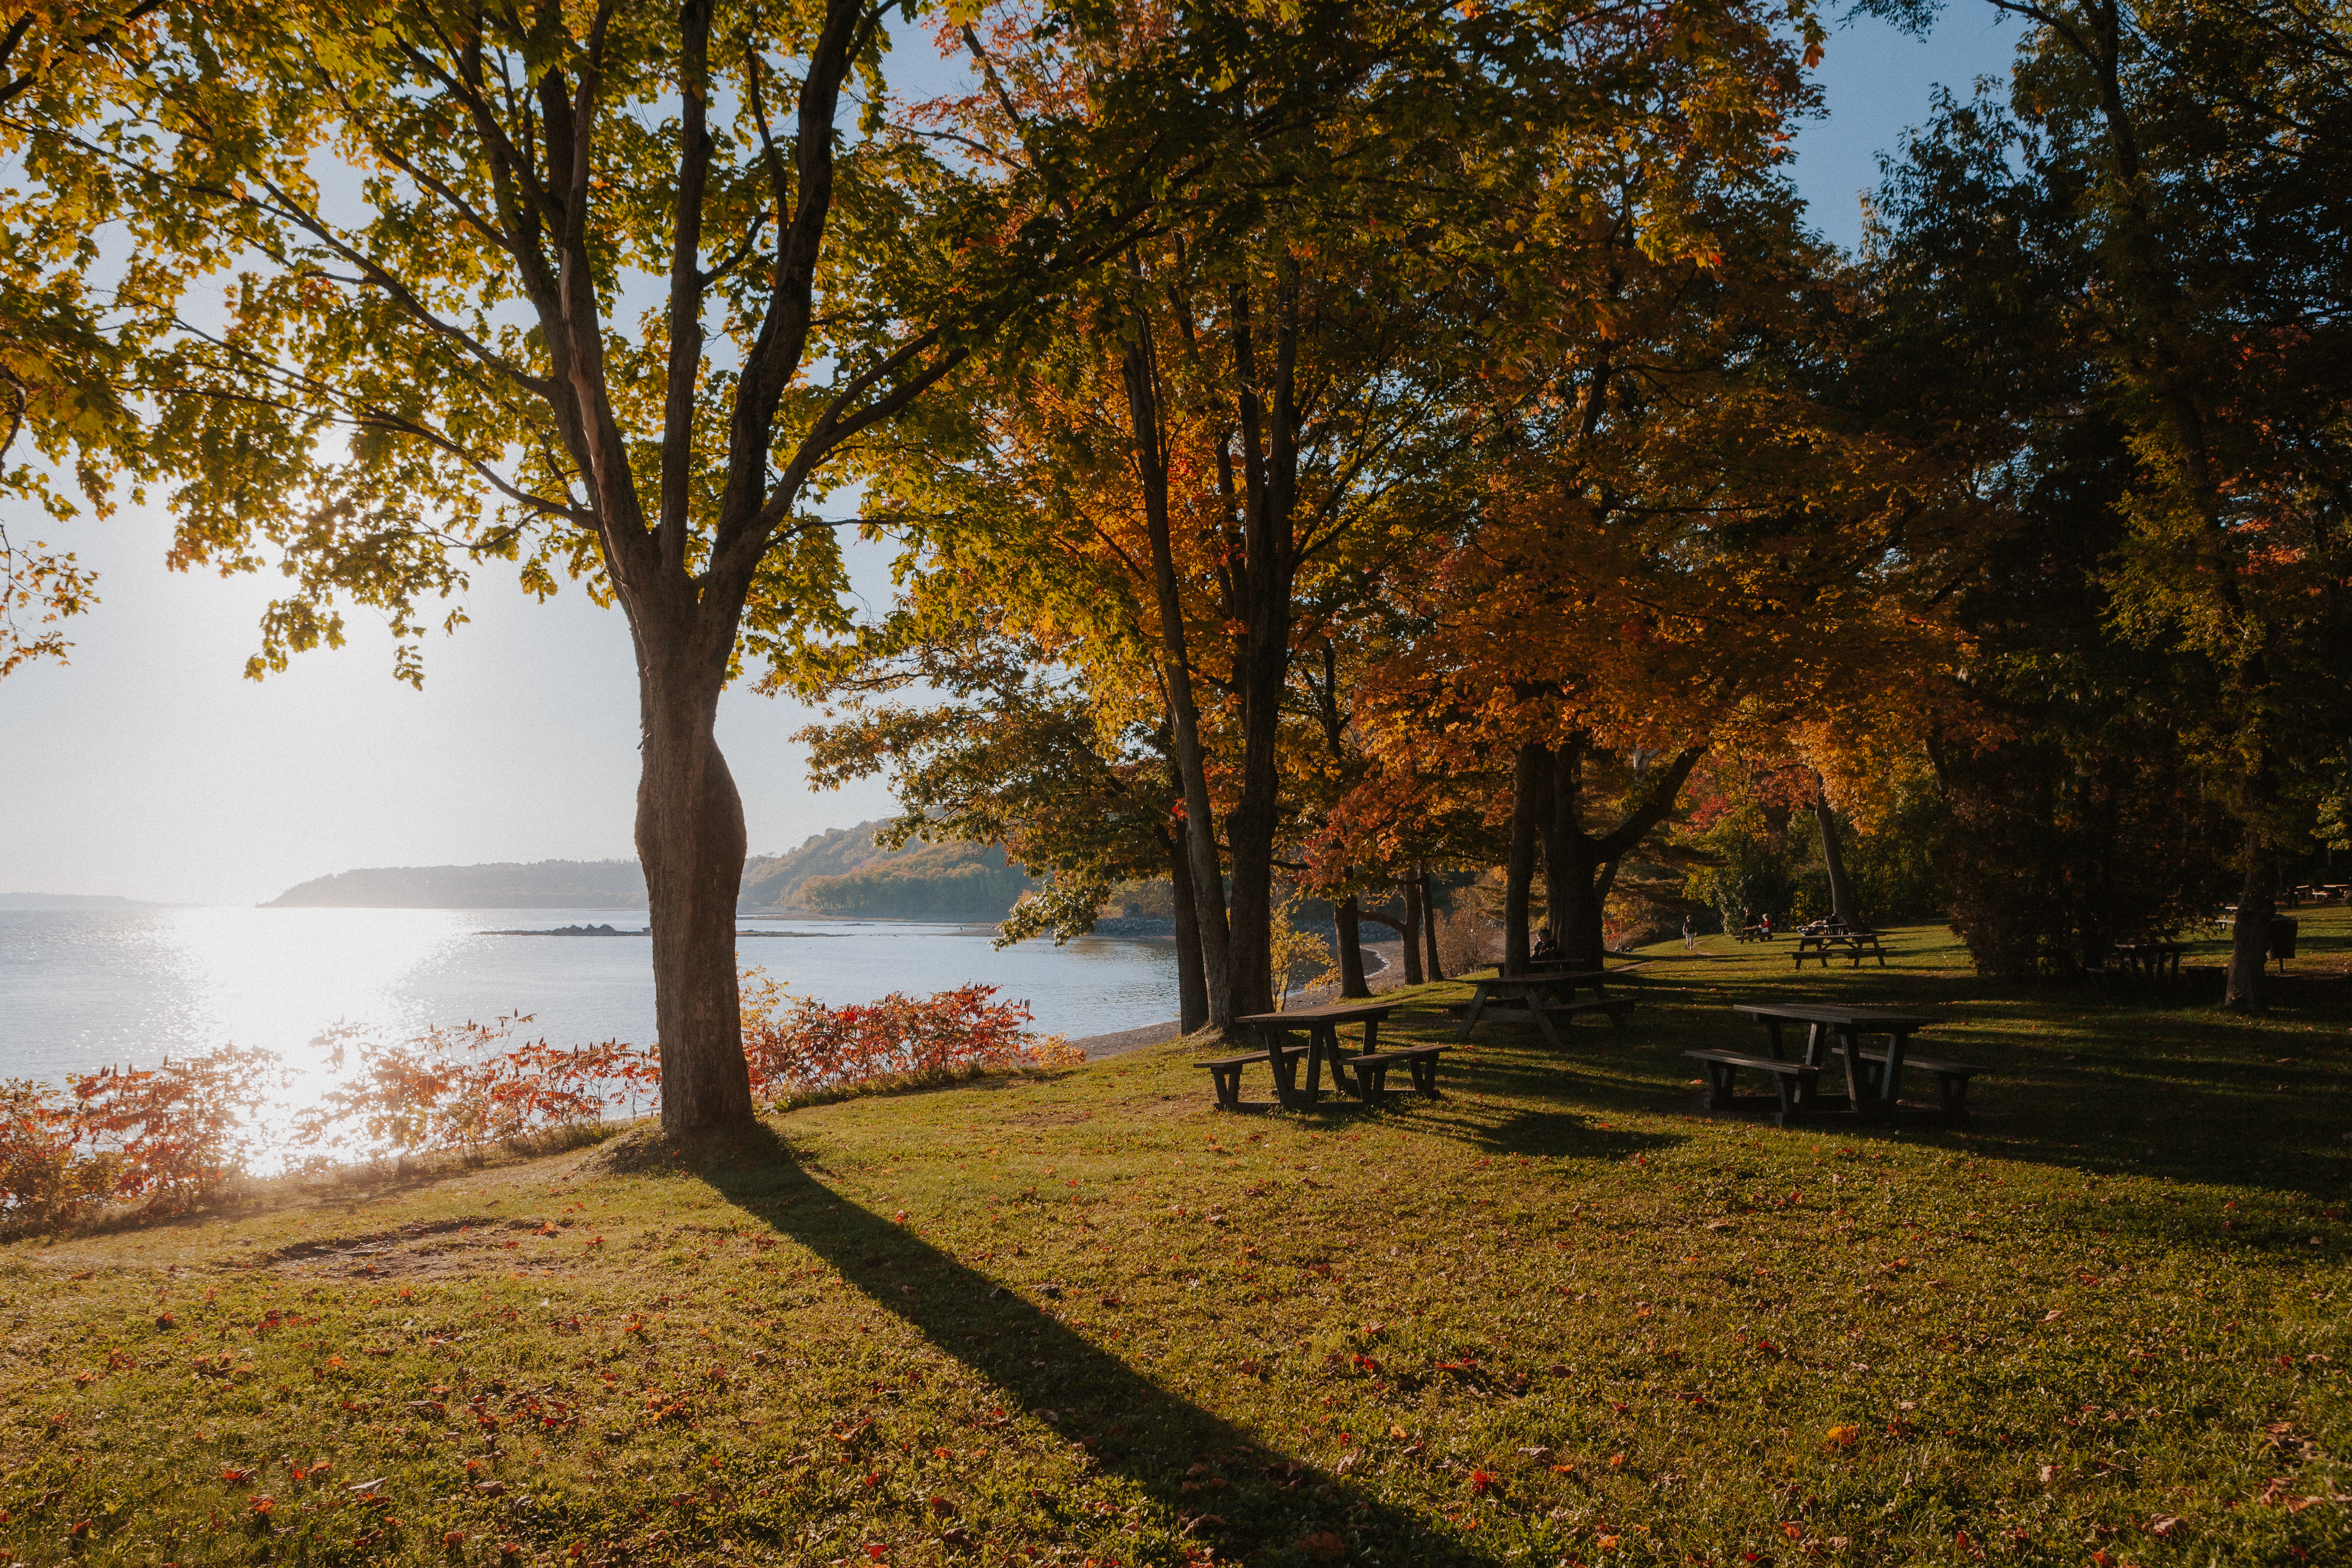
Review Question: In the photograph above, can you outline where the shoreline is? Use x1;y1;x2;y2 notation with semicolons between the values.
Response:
1067;939;1406;1059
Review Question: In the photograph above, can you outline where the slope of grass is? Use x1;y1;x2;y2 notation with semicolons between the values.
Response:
3;918;2347;1567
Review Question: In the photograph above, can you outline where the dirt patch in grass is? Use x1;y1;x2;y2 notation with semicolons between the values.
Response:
257;1218;571;1280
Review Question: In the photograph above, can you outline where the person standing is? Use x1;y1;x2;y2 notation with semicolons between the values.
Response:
1682;915;1697;951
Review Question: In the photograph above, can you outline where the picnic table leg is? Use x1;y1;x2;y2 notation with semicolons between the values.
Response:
1836;1025;1870;1108
1455;986;1487;1042
1306;1025;1333;1101
1879;1030;1910;1109
1804;1023;1829;1069
1263;1027;1304;1108
1531;1002;1567;1050
1761;1019;1786;1061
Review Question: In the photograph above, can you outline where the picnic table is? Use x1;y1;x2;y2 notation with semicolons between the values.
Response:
1682;1002;1980;1127
1790;930;1891;968
1452;969;1633;1049
2110;940;2186;979
1196;1002;1449;1111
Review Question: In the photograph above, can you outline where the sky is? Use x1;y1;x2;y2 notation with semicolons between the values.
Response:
0;8;2024;907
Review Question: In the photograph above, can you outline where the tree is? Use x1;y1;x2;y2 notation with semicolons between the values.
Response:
1861;0;2352;1005
35;1;1366;1131
1357;198;1975;971
0;3;174;677
793;615;1214;1032
897;0;1828;1029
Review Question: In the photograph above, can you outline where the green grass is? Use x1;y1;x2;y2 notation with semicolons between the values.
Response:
4;917;2348;1567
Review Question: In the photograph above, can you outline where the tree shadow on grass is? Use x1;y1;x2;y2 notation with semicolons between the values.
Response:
695;1128;1502;1568
1390;966;2352;1204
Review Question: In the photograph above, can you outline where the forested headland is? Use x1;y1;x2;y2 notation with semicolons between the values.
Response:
262;825;1038;916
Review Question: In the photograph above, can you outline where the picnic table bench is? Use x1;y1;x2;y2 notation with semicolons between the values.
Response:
1683;1002;1974;1126
1451;970;1635;1049
1791;931;1890;968
1198;1002;1448;1110
1732;925;1777;943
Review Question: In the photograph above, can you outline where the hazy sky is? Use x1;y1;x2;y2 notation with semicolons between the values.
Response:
0;10;2020;907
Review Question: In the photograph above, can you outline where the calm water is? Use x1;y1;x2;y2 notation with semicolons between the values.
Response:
0;906;1179;1089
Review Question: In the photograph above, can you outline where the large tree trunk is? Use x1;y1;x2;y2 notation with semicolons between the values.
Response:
1539;741;1609;973
1217;281;1297;1023
1420;867;1446;982
1505;742;1547;974
2224;842;2274;1011
636;672;755;1137
1399;878;1426;986
1167;831;1210;1033
1813;776;1858;928
1335;895;1370;997
1222;629;1285;1016
1122;331;1235;1030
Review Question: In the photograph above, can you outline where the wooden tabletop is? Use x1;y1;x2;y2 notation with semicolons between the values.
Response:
1733;1001;1939;1029
1235;1002;1395;1027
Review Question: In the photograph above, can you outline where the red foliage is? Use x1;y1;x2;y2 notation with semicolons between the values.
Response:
293;1016;656;1162
739;971;1074;1100
0;972;1068;1225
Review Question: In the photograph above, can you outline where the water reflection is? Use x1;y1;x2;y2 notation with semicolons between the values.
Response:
0;905;1177;1092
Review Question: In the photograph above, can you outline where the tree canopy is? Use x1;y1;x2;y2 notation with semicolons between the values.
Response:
10;0;2349;1107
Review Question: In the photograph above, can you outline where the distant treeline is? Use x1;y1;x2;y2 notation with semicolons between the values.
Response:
263;824;1037;916
793;840;1034;916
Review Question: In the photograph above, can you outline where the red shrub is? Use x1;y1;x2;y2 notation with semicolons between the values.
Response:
0;971;1068;1224
739;972;1077;1100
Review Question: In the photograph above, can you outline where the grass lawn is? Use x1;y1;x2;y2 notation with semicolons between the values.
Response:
4;916;2348;1567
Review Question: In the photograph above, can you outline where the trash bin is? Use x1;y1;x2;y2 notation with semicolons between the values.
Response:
2269;915;2299;966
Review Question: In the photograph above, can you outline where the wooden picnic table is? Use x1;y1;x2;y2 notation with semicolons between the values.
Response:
1681;1002;1975;1126
1790;931;1890;969
2111;940;2187;979
1453;970;1632;1049
1196;1002;1447;1111
1519;959;1620;986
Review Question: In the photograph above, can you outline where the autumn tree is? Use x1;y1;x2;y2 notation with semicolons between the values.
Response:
856;0;1829;1030
23;0;1397;1131
1863;0;2352;1004
792;605;1215;1032
0;4;176;676
1353;173;1976;973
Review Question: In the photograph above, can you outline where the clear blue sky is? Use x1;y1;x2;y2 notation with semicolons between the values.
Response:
0;9;2023;906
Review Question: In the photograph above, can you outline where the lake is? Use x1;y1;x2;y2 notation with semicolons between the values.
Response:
0;906;1180;1090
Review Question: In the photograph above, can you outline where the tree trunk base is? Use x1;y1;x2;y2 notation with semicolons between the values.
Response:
585;1122;793;1178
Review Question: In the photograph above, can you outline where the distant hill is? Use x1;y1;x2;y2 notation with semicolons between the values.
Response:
792;839;1034;917
741;823;1035;915
0;891;164;910
264;859;649;909
736;823;902;908
262;824;1038;916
